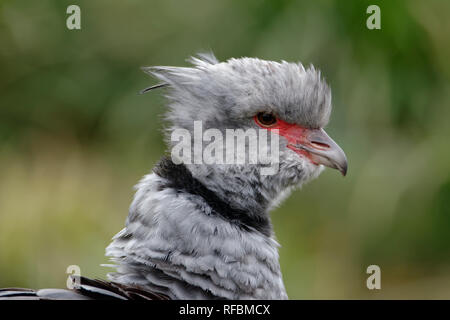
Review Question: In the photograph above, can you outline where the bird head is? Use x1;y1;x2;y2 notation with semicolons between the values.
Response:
142;53;347;200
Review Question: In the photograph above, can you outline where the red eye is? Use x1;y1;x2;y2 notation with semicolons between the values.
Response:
255;112;278;127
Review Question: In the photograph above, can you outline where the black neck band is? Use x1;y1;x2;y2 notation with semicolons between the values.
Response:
154;157;271;237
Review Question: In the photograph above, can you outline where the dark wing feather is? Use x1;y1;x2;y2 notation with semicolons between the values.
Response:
0;276;170;300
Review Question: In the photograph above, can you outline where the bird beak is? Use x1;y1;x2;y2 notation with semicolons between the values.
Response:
254;116;348;176
287;128;348;176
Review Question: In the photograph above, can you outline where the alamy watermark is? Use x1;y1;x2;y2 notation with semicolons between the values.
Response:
66;264;81;289
366;5;381;30
171;121;280;175
66;5;81;30
366;265;381;290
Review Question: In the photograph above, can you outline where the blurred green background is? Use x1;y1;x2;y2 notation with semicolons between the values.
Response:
1;0;450;299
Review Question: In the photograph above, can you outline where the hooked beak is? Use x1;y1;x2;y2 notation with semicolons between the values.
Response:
288;128;348;176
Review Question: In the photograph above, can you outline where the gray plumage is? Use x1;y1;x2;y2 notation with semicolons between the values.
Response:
1;52;346;300
106;53;336;300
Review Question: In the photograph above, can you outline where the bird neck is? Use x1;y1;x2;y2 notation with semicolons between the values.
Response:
184;162;274;236
106;157;288;299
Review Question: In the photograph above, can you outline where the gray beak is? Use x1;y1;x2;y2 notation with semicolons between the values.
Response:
293;128;348;176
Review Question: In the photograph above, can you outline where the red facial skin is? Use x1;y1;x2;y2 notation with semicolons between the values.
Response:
253;115;318;165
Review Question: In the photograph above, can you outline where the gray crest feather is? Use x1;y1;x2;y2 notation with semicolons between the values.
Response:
140;52;331;129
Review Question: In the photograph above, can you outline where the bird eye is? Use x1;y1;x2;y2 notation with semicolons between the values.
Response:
256;112;277;127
